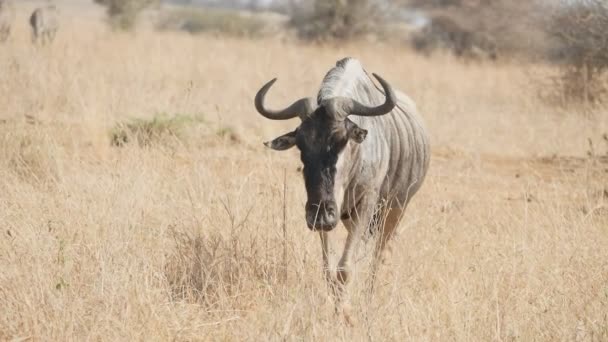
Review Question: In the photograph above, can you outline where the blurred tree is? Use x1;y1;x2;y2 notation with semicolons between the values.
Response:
546;0;608;104
289;0;389;41
406;0;548;60
93;0;159;30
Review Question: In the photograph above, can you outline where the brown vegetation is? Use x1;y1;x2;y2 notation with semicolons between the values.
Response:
411;1;548;59
406;0;608;104
0;1;607;340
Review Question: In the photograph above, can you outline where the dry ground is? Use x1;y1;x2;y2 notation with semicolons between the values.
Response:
1;2;608;341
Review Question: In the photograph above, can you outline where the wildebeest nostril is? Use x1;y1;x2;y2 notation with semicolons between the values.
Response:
323;202;337;221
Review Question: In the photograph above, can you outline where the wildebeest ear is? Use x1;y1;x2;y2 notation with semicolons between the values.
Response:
345;119;368;143
264;130;297;151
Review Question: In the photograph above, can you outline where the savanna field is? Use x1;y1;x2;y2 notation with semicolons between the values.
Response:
1;2;608;341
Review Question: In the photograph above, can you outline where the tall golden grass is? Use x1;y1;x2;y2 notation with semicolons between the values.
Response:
1;2;607;340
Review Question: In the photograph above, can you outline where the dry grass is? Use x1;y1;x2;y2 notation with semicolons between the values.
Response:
1;2;608;341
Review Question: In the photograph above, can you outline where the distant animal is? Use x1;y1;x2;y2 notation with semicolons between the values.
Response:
0;0;14;42
254;58;430;322
30;3;59;44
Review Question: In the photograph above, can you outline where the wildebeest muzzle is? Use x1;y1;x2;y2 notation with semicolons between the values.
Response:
305;200;338;231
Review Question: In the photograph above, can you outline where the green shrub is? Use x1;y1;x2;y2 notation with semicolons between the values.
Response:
157;8;269;38
94;0;158;30
289;0;388;41
110;113;204;147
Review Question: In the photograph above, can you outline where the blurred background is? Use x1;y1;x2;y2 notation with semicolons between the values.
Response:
93;0;608;107
1;1;607;340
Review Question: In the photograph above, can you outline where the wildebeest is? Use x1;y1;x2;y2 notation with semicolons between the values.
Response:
255;58;430;322
0;0;14;43
30;3;58;44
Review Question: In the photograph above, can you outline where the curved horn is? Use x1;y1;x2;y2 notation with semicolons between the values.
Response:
347;73;397;117
255;78;316;120
323;74;397;121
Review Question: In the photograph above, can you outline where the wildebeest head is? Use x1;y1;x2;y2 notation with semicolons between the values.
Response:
255;74;396;231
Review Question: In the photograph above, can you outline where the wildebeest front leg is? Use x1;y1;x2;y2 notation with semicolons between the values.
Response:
336;224;363;287
336;226;364;325
319;231;337;294
319;226;362;325
330;196;376;324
